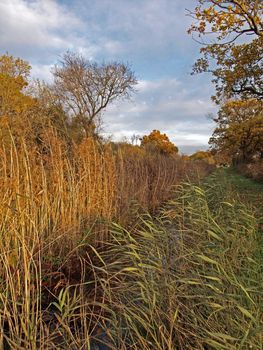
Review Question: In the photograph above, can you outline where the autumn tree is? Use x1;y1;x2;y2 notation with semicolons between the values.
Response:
0;54;41;151
209;99;263;162
0;54;31;79
0;54;35;118
31;80;76;144
141;130;178;156
188;0;263;102
0;54;69;153
181;154;190;161
190;150;215;164
52;52;137;138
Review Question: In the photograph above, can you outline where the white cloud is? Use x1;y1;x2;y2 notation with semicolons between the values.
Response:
0;0;96;61
0;0;216;153
69;0;199;59
31;63;53;82
102;76;216;152
103;40;125;56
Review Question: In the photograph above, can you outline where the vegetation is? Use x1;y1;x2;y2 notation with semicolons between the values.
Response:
190;150;216;164
52;52;137;139
0;1;262;346
0;55;35;118
85;169;262;349
188;0;263;175
0;52;215;349
209;99;263;163
141;130;179;156
188;0;263;102
1;161;261;349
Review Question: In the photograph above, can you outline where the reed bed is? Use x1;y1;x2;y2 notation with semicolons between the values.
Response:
1;161;261;348
0;128;213;349
79;172;262;349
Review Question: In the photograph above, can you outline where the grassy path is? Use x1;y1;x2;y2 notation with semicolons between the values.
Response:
220;168;263;216
84;168;263;349
205;168;263;263
2;168;262;349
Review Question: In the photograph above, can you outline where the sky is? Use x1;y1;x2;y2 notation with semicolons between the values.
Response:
0;0;218;154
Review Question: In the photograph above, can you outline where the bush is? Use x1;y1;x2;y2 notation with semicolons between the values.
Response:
237;161;263;182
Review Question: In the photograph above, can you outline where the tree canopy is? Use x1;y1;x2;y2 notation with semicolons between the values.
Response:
188;0;263;102
209;99;263;162
0;54;35;119
188;1;263;40
189;1;263;165
0;52;139;149
141;130;178;156
0;54;31;79
53;52;137;138
190;150;216;164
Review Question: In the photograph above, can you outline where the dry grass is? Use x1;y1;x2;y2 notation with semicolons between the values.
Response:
78;170;262;349
0;127;213;349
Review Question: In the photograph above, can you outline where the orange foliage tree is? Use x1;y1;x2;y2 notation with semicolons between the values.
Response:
188;0;263;102
141;130;178;156
190;151;215;164
0;54;35;118
209;99;263;163
0;54;39;148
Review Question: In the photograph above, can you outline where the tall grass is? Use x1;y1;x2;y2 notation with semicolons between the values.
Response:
2;128;260;349
164;175;262;349
82;173;262;349
0;128;213;349
1;158;261;348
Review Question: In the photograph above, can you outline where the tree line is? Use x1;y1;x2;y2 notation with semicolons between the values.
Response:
188;0;263;164
0;52;136;144
0;52;185;158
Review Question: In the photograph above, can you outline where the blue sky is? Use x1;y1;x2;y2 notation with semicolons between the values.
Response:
0;0;217;154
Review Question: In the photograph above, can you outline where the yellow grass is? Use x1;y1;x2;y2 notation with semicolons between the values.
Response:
0;127;212;349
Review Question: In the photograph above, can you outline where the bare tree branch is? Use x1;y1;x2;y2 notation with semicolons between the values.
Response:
52;52;137;138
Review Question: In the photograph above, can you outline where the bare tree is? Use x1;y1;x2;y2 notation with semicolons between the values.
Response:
130;134;141;145
52;52;137;138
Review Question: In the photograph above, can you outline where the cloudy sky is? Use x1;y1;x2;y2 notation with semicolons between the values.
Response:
0;0;217;154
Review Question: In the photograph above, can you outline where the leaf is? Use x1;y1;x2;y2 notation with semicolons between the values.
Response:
237;306;256;322
207;229;223;241
197;254;218;265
